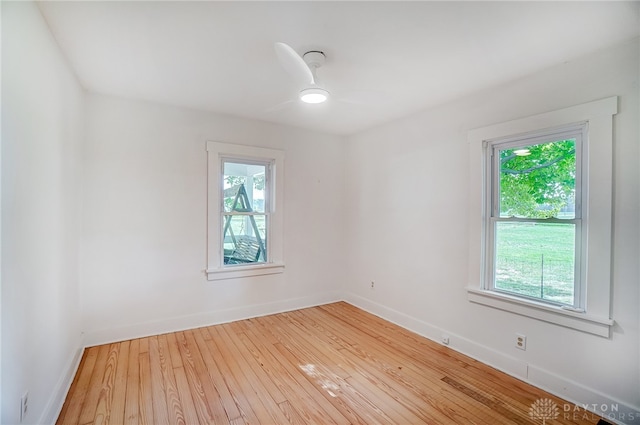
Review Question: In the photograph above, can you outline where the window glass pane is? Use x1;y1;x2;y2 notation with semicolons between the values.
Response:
223;215;267;264
494;222;575;305
223;161;266;213
499;139;576;219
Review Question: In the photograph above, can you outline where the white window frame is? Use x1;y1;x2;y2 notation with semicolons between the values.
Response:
485;124;586;309
206;142;285;281
467;97;617;337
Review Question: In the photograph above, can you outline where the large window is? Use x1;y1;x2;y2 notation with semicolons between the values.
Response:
486;125;585;308
467;97;617;337
206;142;284;280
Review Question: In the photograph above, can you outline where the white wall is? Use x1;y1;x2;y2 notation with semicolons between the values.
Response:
3;2;638;423
81;94;347;345
343;37;640;417
1;2;85;424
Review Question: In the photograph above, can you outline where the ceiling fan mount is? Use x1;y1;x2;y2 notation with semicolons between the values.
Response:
274;42;329;104
302;51;326;69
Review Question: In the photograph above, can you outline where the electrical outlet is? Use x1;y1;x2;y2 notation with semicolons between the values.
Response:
516;334;527;351
370;281;375;288
20;391;28;422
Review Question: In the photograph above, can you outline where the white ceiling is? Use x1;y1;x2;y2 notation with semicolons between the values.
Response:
37;1;639;136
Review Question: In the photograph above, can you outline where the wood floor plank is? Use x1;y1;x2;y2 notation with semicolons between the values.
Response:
148;336;169;425
59;303;605;425
174;331;216;425
223;324;286;405
77;344;110;425
123;339;140;425
204;324;274;424
277;400;307;425
138;337;149;354
109;340;129;425
262;313;352;380
92;343;119;425
173;366;201;425
315;304;530;424
271;341;372;425
321;302;599;425
165;332;184;369
157;334;186;425
284;308;490;423
294;308;468;424
137;350;154;425
217;324;297;425
301;306;501;424
56;346;99;425
186;328;241;423
191;327;242;421
236;325;348;425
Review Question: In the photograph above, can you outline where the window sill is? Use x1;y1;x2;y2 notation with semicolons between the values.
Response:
467;288;613;337
207;262;285;281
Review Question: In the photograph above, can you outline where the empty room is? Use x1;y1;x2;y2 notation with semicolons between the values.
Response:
2;1;639;424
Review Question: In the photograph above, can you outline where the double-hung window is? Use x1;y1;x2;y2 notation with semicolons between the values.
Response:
486;125;585;308
222;159;269;265
206;142;285;280
467;97;617;336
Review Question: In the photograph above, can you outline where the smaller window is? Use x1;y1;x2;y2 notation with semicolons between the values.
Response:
222;159;269;265
206;142;284;281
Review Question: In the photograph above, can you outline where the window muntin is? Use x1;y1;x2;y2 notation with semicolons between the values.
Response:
486;125;585;308
222;159;270;266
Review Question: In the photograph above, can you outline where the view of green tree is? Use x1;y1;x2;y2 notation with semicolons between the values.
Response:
499;140;575;218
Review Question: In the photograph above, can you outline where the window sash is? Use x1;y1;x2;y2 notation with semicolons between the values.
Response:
487;218;583;307
220;157;273;268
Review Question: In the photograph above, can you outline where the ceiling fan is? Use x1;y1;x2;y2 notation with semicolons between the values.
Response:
274;42;330;104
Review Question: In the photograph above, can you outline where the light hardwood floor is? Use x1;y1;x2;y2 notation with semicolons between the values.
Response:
57;302;603;424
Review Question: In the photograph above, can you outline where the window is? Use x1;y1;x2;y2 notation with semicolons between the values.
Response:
467;97;617;337
207;142;284;280
486;125;585;308
223;159;269;265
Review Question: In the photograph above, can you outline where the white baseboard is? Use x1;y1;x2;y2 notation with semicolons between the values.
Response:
83;291;342;347
39;343;85;425
342;292;640;425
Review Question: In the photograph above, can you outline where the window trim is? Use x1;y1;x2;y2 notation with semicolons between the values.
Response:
484;123;586;309
467;97;617;337
206;142;285;281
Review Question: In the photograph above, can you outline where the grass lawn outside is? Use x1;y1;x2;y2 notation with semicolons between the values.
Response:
494;222;575;305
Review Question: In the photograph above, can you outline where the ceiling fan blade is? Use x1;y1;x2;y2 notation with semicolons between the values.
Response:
274;42;314;85
336;89;390;106
263;99;296;114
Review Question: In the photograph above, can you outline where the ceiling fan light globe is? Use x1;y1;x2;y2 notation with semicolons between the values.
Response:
300;87;329;104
